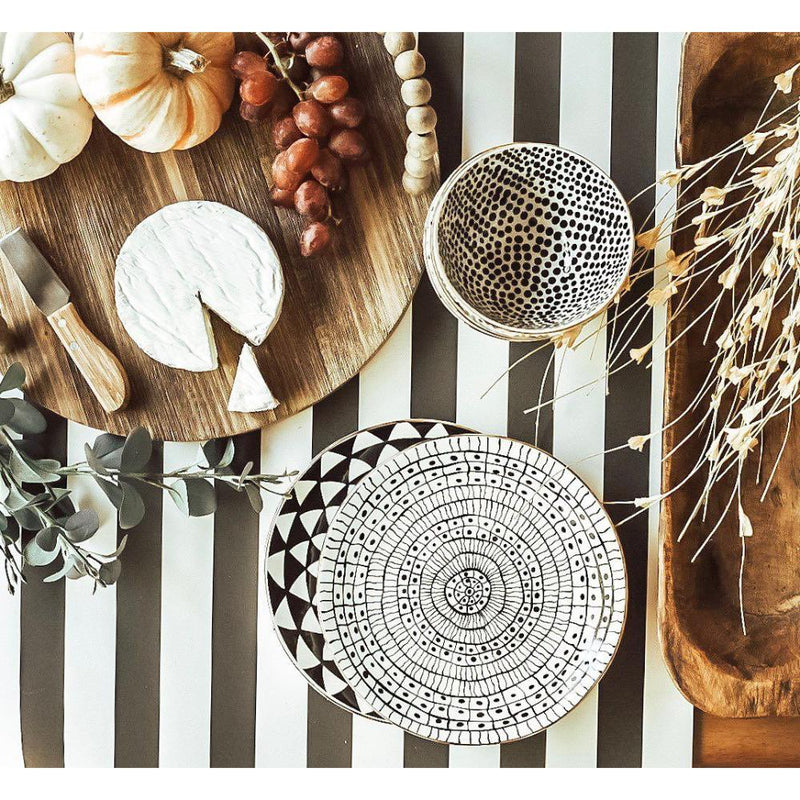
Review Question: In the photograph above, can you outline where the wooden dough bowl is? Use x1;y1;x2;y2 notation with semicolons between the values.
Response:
661;32;800;717
0;33;435;441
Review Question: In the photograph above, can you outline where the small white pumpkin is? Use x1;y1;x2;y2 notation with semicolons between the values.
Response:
0;32;94;183
74;32;235;153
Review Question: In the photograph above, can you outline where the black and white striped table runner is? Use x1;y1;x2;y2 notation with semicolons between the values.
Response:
0;32;695;768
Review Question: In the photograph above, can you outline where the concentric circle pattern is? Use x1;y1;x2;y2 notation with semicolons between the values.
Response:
265;419;469;717
317;435;626;745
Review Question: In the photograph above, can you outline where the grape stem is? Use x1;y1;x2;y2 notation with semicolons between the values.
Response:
256;32;304;102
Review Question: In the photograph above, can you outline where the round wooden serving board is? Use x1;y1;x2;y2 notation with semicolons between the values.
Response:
0;33;435;441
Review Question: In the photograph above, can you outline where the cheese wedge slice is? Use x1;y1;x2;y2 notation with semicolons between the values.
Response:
115;201;284;371
228;343;280;413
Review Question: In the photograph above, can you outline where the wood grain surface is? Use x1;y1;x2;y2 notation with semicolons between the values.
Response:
0;33;435;441
660;32;800;718
695;713;800;767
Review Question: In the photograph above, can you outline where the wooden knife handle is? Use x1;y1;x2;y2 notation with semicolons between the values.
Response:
47;302;130;413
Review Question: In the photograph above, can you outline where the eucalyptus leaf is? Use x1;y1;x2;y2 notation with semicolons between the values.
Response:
13;507;43;531
9;449;60;484
245;483;263;514
99;559;122;585
0;362;25;394
5;485;34;512
93;476;124;509
6;398;47;435
35;526;60;551
100;533;128;559
64;509;99;543
0;398;15;426
238;461;254;488
93;433;126;469
43;555;76;583
202;438;234;469
66;560;87;580
0;515;7;533
118;480;145;530
121;427;152;472
84;443;108;476
24;535;59;566
174;477;217;517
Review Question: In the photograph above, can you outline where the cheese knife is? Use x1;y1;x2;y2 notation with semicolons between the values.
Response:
0;228;130;413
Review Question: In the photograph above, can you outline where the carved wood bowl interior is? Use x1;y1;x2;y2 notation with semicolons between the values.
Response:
661;32;800;717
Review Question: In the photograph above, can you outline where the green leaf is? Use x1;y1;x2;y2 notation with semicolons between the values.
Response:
13;507;43;531
202;438;234;469
84;443;108;476
99;559;122;585
100;534;128;559
66;559;87;580
6;399;46;435
43;555;77;583
0;363;25;394
238;461;254;488
64;509;99;543
24;533;59;566
245;483;263;514
174;477;217;517
93;433;126;467
118;480;145;529
121;427;152;472
5;484;33;512
35;526;60;551
93;476;124;509
0;398;14;426
8;448;60;484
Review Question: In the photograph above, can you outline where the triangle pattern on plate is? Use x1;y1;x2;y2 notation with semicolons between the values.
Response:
264;419;469;720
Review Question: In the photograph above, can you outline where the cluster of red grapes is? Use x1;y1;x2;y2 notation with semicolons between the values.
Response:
231;33;369;257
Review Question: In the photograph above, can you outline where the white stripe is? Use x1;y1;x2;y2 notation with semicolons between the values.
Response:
255;407;312;767
352;308;411;767
450;31;516;769
0;381;23;767
0;585;22;767
641;31;694;768
545;31;613;768
158;441;214;767
63;422;116;767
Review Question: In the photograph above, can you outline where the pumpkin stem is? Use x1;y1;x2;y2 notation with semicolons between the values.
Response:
0;67;15;104
164;46;208;76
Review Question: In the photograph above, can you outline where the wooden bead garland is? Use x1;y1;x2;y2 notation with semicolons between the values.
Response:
382;32;439;196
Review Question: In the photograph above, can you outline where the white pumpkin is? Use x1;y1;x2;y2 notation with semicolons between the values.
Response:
0;32;94;183
73;33;235;153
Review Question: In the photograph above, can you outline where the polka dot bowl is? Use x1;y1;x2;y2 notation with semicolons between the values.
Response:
423;142;634;341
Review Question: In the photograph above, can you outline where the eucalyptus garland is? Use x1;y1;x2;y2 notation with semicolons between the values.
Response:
0;363;293;595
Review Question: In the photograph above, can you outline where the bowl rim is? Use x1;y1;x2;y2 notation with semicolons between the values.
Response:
423;141;636;342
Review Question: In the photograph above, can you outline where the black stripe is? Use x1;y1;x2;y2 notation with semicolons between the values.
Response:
210;431;260;767
405;31;464;769
19;409;66;768
597;32;659;769
502;31;562;768
307;376;359;768
115;443;163;767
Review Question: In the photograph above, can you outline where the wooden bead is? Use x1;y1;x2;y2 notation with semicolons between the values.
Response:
403;170;433;195
406;104;437;134
404;152;434;178
406;131;438;159
401;78;432;107
394;49;426;80
384;32;416;57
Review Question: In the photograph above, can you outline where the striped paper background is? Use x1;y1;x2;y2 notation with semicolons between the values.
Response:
0;31;695;768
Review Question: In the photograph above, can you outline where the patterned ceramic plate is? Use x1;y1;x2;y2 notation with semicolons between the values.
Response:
265;419;470;717
317;434;626;744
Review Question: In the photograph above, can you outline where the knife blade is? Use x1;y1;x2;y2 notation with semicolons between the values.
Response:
0;227;130;413
0;228;70;316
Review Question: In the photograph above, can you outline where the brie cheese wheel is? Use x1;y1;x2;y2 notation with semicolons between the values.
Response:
115;201;284;371
228;344;280;413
